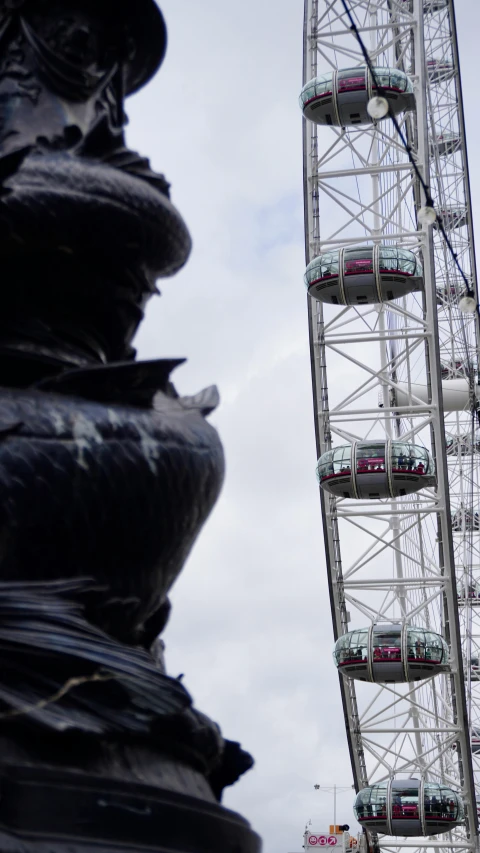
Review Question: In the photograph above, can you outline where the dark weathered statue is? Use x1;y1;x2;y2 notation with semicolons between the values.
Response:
0;2;260;850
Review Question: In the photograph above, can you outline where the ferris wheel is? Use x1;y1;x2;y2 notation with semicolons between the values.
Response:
301;2;480;853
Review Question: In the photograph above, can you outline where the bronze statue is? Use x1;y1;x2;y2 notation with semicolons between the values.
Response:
0;2;260;850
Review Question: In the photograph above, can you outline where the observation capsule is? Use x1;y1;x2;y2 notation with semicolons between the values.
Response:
441;360;469;379
452;508;480;532
333;624;449;683
457;579;480;603
467;656;480;680
472;729;480;754
463;654;480;678
446;432;480;455
353;780;464;836
430;131;461;157
316;440;436;499
436;207;467;230
305;245;423;305
400;0;448;11
427;60;455;84
424;0;449;9
299;66;415;127
436;282;466;304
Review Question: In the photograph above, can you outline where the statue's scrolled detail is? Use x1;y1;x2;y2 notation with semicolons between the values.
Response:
0;3;260;851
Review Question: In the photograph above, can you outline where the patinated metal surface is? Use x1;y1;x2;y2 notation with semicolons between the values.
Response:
0;2;260;850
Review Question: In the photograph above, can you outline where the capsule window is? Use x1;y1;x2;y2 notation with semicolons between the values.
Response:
334;630;368;666
379;247;399;273
379;246;418;277
316;453;333;481
372;70;391;90
424;632;446;663
392;786;419;818
373;627;402;662
337;68;366;92
303;83;317;102
344;249;373;275
332;445;352;475
424;784;462;821
406;629;427;661
391;443;432;475
389;70;407;93
397;251;416;275
304;74;333;102
354;785;388;820
357;444;386;473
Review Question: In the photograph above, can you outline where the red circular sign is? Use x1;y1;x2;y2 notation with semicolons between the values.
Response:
318;837;328;846
328;837;338;846
308;838;319;846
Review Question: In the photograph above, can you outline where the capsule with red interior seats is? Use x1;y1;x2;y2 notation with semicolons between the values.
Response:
316;440;436;500
305;245;423;305
334;624;449;683
299;66;415;127
354;780;464;837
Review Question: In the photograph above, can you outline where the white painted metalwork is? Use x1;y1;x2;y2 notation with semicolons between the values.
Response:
302;2;480;853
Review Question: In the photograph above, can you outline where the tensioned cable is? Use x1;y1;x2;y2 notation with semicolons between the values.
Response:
339;0;473;298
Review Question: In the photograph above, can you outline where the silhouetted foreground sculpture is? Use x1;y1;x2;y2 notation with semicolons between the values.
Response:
0;1;260;851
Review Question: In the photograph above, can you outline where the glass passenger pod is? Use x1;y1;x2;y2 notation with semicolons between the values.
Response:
316;441;436;500
457;578;480;604
441;360;470;380
430;131;461;157
299;66;415;127
472;728;480;754
446;431;480;455
305;245;423;305
452;508;480;533
436;282;467;305
354;780;464;837
468;655;480;679
333;624;449;683
400;0;448;11
436;207;467;230
427;60;455;84
423;0;449;9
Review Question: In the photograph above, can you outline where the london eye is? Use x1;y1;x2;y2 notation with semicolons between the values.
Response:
301;2;480;852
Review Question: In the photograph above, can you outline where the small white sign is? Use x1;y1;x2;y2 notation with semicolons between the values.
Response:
306;834;340;848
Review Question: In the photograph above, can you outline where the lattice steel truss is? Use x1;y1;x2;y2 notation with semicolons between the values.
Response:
302;2;480;853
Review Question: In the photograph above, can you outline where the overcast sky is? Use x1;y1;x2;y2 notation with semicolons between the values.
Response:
124;3;480;852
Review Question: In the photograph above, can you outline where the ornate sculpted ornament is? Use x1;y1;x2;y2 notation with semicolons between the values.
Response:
0;2;261;851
